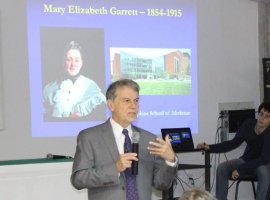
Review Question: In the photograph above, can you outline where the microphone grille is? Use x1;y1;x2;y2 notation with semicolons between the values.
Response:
46;153;53;159
132;131;140;143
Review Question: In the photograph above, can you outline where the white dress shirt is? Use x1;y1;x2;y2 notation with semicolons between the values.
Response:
110;118;133;154
109;118;177;167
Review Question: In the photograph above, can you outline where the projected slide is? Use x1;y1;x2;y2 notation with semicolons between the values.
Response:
27;0;197;137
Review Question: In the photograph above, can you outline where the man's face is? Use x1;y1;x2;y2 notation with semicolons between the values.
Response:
257;108;270;130
108;86;139;128
65;49;83;76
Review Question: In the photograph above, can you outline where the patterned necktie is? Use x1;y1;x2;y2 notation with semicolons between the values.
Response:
122;129;139;200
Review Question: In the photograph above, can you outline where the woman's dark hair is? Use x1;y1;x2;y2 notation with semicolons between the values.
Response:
63;41;83;63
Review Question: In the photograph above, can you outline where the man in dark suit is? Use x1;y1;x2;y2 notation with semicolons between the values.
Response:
71;79;177;200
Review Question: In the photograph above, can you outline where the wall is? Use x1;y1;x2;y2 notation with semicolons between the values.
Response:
0;0;261;199
195;0;260;144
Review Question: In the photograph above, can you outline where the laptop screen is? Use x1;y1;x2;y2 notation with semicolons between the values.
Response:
161;127;194;152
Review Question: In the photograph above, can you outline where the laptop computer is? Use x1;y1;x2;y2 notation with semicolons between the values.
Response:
161;127;195;152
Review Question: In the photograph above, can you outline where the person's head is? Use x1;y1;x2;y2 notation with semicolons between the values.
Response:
179;188;217;200
63;41;83;77
257;101;270;130
106;79;140;128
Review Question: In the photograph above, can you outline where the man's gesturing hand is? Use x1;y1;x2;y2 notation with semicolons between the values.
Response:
148;135;175;162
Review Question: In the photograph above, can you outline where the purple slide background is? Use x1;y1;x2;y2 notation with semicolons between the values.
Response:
27;0;197;137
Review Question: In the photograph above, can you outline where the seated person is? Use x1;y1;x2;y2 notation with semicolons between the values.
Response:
197;101;270;200
43;41;106;120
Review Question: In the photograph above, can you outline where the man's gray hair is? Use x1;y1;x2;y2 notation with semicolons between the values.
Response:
106;79;140;101
179;188;217;200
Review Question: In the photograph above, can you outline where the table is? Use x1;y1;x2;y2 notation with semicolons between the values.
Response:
162;149;211;199
0;158;87;200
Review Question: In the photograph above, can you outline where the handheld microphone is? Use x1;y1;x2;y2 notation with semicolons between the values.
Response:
131;131;140;175
46;153;73;159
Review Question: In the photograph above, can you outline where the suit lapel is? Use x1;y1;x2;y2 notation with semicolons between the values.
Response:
100;120;119;162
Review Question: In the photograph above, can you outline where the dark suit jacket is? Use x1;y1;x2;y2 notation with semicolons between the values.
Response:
71;119;177;200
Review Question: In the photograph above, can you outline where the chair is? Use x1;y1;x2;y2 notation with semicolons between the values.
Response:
267;183;270;200
229;175;257;200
